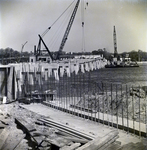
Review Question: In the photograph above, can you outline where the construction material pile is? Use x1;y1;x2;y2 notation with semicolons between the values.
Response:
0;103;121;150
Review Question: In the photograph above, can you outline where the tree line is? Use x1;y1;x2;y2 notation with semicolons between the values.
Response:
0;47;30;58
91;49;147;61
0;47;146;64
0;48;30;64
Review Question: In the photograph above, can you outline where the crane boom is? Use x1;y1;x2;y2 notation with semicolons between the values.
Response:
56;0;80;59
113;26;118;57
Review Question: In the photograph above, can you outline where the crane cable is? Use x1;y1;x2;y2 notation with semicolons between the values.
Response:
49;7;74;51
41;0;76;37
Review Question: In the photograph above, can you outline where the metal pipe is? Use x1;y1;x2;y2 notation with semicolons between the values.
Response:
139;85;141;137
121;84;124;130
111;83;113;127
132;85;135;135
126;85;129;134
106;82;109;127
98;82;100;124
146;86;147;138
116;84;118;129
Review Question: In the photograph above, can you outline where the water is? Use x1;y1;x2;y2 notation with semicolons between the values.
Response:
93;63;147;86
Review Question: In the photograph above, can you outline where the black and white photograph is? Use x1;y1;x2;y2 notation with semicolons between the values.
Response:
0;0;147;149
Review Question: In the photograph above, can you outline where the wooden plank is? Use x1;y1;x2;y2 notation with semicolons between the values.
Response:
32;131;88;144
103;141;121;150
99;135;119;150
15;117;38;144
44;137;71;148
55;130;75;137
63;137;88;144
43;123;87;140
76;130;119;150
0;128;10;149
32;130;88;143
15;117;36;132
15;117;48;146
14;139;29;150
32;135;45;145
32;131;51;137
1;129;25;150
60;143;81;150
35;120;44;125
32;130;59;145
39;118;94;140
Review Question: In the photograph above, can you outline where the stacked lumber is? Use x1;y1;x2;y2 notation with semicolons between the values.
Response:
15;115;120;150
15;116;94;150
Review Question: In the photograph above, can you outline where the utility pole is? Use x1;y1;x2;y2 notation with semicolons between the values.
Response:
113;26;118;57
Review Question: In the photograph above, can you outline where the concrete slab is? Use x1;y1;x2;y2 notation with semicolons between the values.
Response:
21;103;143;146
21;103;112;138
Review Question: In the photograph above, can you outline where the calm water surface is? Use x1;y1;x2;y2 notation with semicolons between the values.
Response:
93;63;147;86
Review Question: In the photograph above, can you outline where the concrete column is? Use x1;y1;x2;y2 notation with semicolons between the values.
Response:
7;66;14;100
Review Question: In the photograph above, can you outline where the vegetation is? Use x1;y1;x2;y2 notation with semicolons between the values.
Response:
91;49;147;62
0;48;30;64
0;47;147;64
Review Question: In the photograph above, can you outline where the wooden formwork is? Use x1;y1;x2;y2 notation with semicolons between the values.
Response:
0;65;15;102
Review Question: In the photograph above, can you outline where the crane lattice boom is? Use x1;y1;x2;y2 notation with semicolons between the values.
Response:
56;0;80;59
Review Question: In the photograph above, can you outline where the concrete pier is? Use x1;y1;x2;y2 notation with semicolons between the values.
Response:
0;65;15;102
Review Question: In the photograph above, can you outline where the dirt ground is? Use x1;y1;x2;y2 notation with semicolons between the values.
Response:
0;102;147;149
76;87;147;124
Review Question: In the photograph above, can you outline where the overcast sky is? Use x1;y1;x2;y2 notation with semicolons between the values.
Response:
0;0;147;53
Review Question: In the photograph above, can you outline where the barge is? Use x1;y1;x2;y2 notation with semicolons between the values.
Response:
105;62;139;68
105;57;139;68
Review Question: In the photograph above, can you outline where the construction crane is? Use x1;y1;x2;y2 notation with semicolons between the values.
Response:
55;0;80;60
113;26;118;57
35;0;80;61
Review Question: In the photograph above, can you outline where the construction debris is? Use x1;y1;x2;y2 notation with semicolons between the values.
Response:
0;103;121;149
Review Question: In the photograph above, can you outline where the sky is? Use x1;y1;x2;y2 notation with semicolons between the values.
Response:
0;0;147;54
